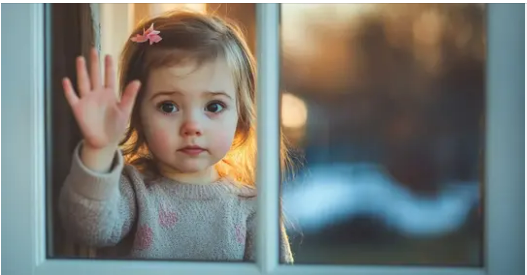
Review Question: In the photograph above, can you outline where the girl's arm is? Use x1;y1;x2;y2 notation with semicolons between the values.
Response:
244;212;294;264
58;140;137;247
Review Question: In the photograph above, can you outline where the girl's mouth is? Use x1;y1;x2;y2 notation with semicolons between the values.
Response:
178;146;206;156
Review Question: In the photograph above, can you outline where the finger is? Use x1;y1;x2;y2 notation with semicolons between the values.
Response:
104;55;115;90
76;56;91;96
119;80;141;115
62;77;79;107
90;47;102;89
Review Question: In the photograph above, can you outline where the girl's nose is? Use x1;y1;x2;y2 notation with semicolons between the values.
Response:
180;120;203;137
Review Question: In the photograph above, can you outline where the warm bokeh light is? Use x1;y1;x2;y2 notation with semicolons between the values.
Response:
281;93;308;129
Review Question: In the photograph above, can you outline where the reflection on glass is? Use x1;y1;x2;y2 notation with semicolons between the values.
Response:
280;3;484;266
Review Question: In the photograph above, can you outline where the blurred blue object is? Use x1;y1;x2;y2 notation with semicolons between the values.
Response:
282;163;480;237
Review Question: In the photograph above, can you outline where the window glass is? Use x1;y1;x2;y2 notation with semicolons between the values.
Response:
280;3;485;266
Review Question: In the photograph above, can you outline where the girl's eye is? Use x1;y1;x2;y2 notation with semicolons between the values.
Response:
159;102;178;114
206;102;225;113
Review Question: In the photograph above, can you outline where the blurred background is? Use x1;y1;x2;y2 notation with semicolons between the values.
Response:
278;4;485;266
48;3;484;266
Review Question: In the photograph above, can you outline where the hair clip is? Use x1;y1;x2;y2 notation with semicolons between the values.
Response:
131;23;162;45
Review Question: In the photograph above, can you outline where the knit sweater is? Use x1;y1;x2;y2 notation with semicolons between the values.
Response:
59;141;294;263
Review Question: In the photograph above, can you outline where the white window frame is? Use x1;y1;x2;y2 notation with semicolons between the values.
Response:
3;3;524;275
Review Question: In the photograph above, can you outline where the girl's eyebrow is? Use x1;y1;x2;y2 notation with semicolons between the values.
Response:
204;91;233;100
150;90;233;101
150;91;179;101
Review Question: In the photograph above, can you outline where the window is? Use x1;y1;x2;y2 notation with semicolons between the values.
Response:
2;3;524;275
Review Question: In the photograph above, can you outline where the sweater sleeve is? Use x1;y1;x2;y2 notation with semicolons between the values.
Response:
244;212;294;264
58;141;137;247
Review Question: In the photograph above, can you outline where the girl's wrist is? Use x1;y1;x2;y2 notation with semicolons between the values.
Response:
80;141;118;173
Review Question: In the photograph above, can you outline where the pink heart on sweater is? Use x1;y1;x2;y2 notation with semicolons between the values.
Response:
159;207;178;228
135;225;153;250
235;224;246;244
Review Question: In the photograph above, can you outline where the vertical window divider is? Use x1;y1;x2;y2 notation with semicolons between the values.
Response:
256;3;281;274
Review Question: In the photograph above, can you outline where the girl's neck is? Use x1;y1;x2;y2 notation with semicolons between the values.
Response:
157;163;220;185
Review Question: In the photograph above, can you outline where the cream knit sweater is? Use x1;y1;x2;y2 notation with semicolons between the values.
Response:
59;141;293;263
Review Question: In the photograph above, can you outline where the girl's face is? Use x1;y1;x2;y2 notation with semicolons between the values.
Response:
140;57;238;181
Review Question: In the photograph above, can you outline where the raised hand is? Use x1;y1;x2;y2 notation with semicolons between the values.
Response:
62;48;141;151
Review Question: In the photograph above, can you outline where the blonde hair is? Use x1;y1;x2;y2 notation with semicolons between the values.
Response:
118;9;292;187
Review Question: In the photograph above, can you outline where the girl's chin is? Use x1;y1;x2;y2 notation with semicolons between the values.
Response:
158;159;218;178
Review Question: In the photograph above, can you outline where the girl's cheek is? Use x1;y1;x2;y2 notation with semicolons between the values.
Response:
149;128;172;152
212;129;237;155
212;113;239;154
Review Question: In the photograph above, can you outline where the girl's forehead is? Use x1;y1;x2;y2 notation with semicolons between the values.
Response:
146;57;236;98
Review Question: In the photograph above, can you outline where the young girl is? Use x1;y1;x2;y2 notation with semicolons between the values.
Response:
59;9;293;263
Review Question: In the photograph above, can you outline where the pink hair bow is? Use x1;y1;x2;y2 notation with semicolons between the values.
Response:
131;23;162;45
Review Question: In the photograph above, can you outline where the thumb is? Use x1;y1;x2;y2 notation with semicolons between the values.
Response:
119;80;141;115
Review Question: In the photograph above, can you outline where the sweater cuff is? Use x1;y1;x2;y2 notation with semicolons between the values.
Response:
67;140;124;201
